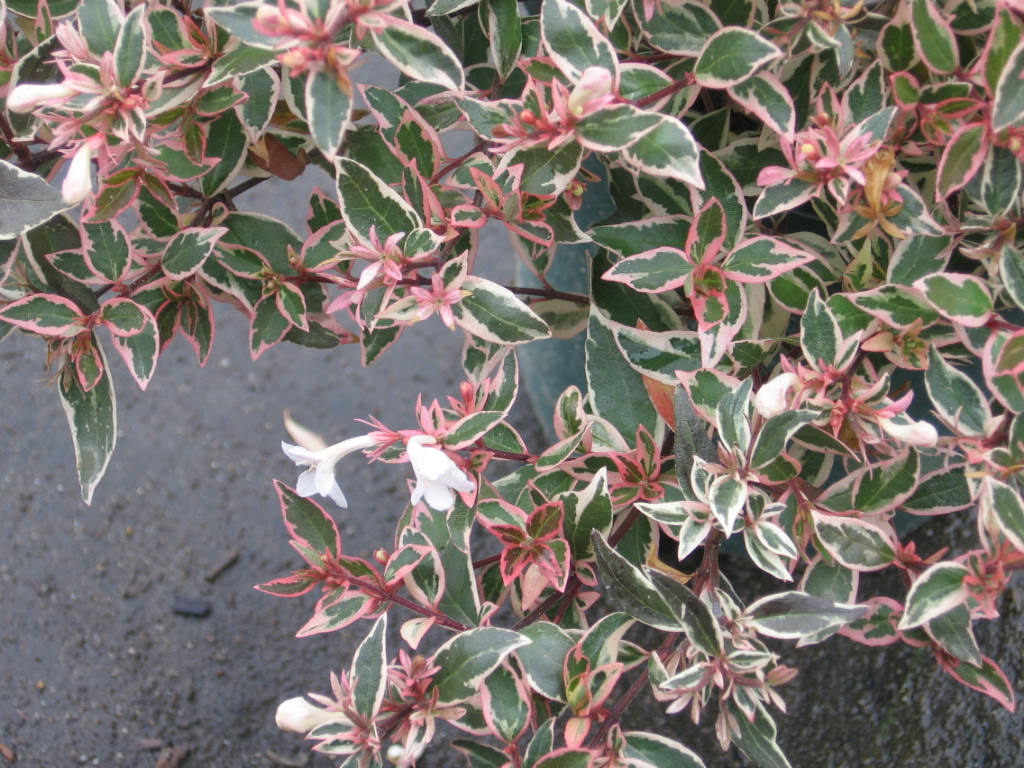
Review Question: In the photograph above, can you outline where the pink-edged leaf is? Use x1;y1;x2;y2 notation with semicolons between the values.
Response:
979;476;1024;553
256;573;319;597
723;236;816;282
275;479;342;567
936;123;988;200
541;0;617;82
275;282;309;331
838;596;903;646
621;116;703;187
910;0;959;74
944;655;1017;711
728;72;795;137
601;248;693;293
161;226;227;280
362;13;465;92
533;747;594;768
249;293;292;359
898;561;969;630
694;26;782;89
753;176;818;218
481;663;531;743
297;590;373;637
507;218;556;247
575;104;661;152
914;273;993;327
106;302;160;390
74;338;106;392
0;293;85;337
178;293;216;367
811;511;896;572
99;298;149;337
351;615;388;721
82;220;132;283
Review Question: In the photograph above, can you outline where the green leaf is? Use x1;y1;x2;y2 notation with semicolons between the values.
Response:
994;40;1024;131
898;561;969;629
694;27;782;89
575;104;661;152
517;622;573;701
910;0;959;74
453;740;509;768
729;702;792;768
800;289;840;366
336;157;421;241
925;346;990;436
927;603;982;665
750;410;818;469
58;345;116;504
729;73;795;137
486;0;523;80
646;568;723;654
0;294;84;337
812;512;896;571
936;123;987;199
276;481;340;564
351;615;388;720
622;732;706;768
586;307;657;439
454;276;550;344
981;477;1024;553
887;234;951;285
561;468;614;560
746;591;867;641
541;0;617;81
250;294;292;358
0;159;69;239
509;142;585;196
77;0;122;55
113;5;147;87
200;110;248;196
602;247;693;293
642;0;720;55
432;628;529;705
853;450;920;515
915;273;992;327
110;307;159;390
592;531;684;631
162;227;226;280
305;69;352;158
482;664;529;741
368;16;465;91
621;116;703;187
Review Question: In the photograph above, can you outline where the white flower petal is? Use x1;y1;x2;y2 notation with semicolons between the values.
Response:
282;441;319;465
326;482;348;508
754;372;800;419
423;481;456;511
295;467;318;497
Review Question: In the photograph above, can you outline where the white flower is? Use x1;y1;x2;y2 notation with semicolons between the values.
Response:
275;697;351;734
878;416;939;447
568;66;614;116
61;144;94;205
754;372;800;419
281;434;377;507
6;83;76;113
406;435;474;511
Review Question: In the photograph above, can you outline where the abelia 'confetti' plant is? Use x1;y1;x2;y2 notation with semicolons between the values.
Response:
3;0;1024;765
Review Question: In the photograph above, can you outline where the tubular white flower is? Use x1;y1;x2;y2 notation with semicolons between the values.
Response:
568;66;613;116
406;435;474;511
275;697;351;734
754;372;800;419
61;144;95;205
878;416;939;447
281;434;377;507
6;83;76;113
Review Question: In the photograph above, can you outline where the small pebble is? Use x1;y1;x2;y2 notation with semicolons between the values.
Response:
171;596;211;618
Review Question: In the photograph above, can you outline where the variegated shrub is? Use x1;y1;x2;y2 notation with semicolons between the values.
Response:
2;0;1024;765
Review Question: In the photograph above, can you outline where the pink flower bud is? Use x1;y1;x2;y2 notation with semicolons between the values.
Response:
754;372;799;419
568;67;614;116
253;4;294;36
6;83;76;113
878;416;938;447
275;697;348;733
61;144;94;205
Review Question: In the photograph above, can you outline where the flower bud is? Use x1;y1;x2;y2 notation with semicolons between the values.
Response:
61;144;94;205
568;67;613;116
754;372;799;419
275;697;346;733
878;416;938;447
6;83;76;113
253;4;294;36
